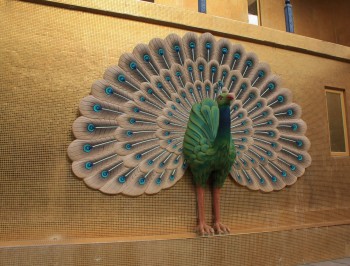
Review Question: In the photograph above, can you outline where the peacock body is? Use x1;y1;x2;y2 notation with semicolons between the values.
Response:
68;32;311;234
183;94;236;188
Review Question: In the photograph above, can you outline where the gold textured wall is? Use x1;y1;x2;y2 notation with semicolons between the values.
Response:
1;0;350;265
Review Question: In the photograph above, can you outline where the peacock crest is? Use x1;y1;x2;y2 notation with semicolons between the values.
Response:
68;32;311;196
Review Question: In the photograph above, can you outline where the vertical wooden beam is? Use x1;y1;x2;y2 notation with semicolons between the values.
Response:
198;0;206;13
284;0;294;32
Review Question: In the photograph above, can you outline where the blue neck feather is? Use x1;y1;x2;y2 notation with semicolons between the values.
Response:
215;105;231;144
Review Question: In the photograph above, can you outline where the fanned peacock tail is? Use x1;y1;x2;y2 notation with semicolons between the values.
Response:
68;32;311;195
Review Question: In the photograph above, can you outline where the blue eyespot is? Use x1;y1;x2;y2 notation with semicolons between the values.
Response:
287;109;294;116
117;75;126;83
246;60;253;67
105;86;113;95
157;82;163;89
296;140;303;147
158;48;164;56
268;131;275;137
129;61;137;70
241;83;247;90
176;71;181;77
138;177;146;185
271;176;277;182
188;66;193;72
174;45;180;52
125;143;132;150
222;47;228;54
147;88;153;94
205;42;211;49
83;144;92;153
189;42;195;48
234;52;241;59
148;160;154;165
266;151;272;156
133;107;139;113
139;96;145;102
231;76;237;81
211;66;217;73
101;170;109;179
169;175;175;181
267;82;275;90
87;124;95;132
281;171;287;177
205;85;210;91
277;95;285;103
156;178;162;185
118;176;126;183
165;76;171;81
258;70;265;77
143;54;150;62
198;65;204;71
290;165;296;171
135;154;142;160
297;154;303;161
292;124;299;131
164;131;170;136
129;118;136;124
93;104;102;112
85;162;93;170
259;178;265;184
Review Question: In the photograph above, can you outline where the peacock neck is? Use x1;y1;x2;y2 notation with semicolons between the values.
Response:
215;105;231;145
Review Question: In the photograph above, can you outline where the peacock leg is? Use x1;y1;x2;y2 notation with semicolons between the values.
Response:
195;186;214;236
212;187;230;234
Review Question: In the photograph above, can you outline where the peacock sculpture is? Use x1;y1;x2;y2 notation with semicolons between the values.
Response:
68;32;311;235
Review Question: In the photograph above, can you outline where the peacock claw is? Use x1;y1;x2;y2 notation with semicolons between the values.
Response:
213;222;230;235
196;223;215;236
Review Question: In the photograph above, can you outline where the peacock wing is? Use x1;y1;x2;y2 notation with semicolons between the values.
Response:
183;98;219;165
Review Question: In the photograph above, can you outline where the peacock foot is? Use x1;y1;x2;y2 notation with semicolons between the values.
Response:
213;222;230;234
196;223;214;236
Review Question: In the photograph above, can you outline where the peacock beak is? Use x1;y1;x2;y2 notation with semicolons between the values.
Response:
227;93;235;101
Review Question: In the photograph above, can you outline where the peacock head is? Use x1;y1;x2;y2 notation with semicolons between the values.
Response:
216;88;235;106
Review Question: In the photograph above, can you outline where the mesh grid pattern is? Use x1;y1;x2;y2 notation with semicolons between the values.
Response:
1;1;350;265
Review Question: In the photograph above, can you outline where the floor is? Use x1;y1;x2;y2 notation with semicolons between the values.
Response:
300;257;350;266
